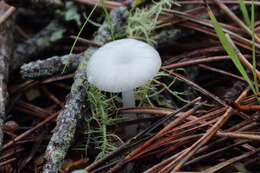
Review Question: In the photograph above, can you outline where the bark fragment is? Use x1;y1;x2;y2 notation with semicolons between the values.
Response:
0;1;15;148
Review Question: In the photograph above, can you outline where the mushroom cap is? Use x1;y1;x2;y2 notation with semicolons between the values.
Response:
86;38;161;92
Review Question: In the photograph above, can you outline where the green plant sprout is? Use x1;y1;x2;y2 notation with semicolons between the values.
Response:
62;0;115;73
62;3;97;73
239;0;250;27
239;0;258;94
250;0;259;95
208;1;259;96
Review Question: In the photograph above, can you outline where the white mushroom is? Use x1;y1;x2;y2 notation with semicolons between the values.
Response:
87;38;161;136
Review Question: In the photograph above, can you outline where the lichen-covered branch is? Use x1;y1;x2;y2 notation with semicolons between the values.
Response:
4;0;63;8
20;53;83;78
0;1;15;148
11;19;66;71
43;7;127;173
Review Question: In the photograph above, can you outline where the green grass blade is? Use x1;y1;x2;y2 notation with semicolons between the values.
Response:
69;4;97;55
251;0;259;94
62;4;97;73
207;7;256;94
100;0;115;40
239;0;251;26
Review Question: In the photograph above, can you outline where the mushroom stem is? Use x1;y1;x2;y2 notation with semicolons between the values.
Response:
122;90;138;137
122;90;135;107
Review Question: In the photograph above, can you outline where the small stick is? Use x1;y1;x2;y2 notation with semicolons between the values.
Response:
0;6;15;25
163;55;251;69
41;73;75;84
0;157;16;167
41;86;64;108
199;64;245;81
184;140;248;167
70;36;102;47
217;131;260;141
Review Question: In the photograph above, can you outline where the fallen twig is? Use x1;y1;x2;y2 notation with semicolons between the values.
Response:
20;53;83;78
43;7;128;173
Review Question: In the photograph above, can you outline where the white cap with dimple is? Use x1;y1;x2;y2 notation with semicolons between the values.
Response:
87;38;161;92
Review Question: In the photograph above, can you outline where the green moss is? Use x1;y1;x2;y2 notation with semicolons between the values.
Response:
85;86;122;160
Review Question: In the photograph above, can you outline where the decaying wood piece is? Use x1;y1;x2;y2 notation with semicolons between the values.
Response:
11;19;66;71
0;1;15;148
20;53;83;78
43;7;127;173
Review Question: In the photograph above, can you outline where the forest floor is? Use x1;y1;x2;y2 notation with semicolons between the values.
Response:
0;0;260;173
